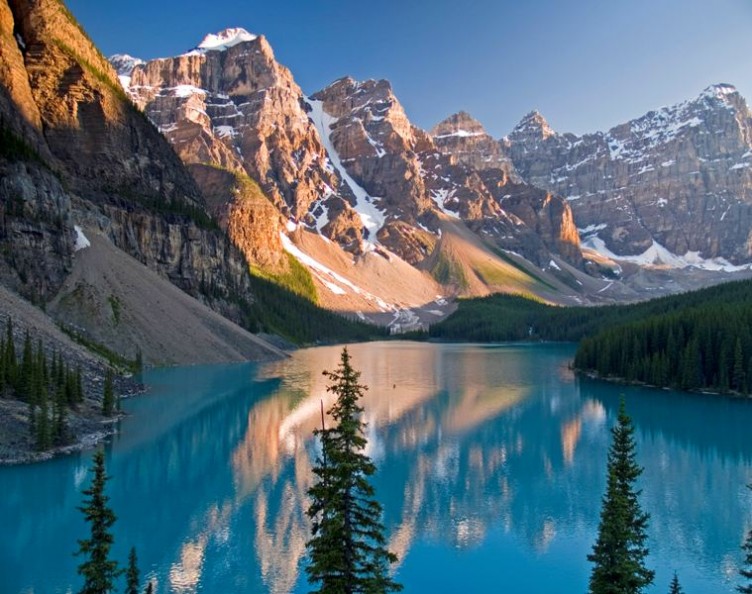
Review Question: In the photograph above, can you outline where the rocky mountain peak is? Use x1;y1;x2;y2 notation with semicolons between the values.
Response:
109;54;144;76
312;77;397;119
311;76;416;150
700;83;740;103
506;83;752;267
431;111;487;138
508;110;556;142
431;110;518;180
195;27;257;51
109;53;144;88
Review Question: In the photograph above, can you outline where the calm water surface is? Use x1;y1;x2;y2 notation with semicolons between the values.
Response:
2;342;752;593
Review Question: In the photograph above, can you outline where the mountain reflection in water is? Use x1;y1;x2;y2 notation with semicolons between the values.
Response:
1;342;751;594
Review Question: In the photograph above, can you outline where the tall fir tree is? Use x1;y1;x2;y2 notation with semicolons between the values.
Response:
739;524;752;593
306;348;402;594
125;547;139;594
5;317;16;388
35;384;51;451
53;381;68;445
19;330;33;401
76;366;84;404
75;450;122;594
102;370;115;417
588;399;654;594
669;572;683;594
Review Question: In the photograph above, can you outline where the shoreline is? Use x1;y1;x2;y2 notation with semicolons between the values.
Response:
0;378;144;466
575;368;752;399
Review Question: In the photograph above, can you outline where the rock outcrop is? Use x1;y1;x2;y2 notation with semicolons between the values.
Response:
505;85;752;266
431;111;517;179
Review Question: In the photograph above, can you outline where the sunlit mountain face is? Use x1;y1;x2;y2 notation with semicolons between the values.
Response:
2;342;752;593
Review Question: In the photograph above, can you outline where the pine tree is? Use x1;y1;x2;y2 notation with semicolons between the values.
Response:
4;317;16;388
669;572;683;594
53;381;67;445
125;547;139;594
35;384;51;451
587;399;654;594
75;450;122;594
734;338;747;393
739;523;752;593
144;582;153;594
306;348;402;594
19;330;33;400
102;370;115;417
76;366;84;404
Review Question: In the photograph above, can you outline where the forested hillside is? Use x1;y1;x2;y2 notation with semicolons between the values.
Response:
430;280;752;394
429;280;752;344
574;287;752;393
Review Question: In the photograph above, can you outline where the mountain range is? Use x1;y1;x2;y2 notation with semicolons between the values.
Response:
2;0;752;359
112;26;752;325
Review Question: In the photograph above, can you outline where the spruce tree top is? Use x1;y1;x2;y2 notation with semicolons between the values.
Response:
76;450;122;594
587;399;654;594
306;348;402;594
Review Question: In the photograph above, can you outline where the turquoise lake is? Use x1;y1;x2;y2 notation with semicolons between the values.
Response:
2;341;752;593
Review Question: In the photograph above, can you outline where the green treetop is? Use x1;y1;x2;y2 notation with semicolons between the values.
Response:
75;450;122;594
669;572;683;594
588;399;654;594
306;348;402;594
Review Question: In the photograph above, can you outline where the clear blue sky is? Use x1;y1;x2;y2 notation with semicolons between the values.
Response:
66;0;752;137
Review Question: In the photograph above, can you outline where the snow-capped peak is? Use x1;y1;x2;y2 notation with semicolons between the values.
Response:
702;83;737;97
510;110;555;139
109;54;144;77
196;28;257;51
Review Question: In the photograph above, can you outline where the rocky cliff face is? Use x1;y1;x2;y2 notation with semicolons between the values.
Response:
308;77;434;262
309;78;582;268
0;0;254;324
505;85;752;267
120;30;368;266
431;111;517;179
121;33;584;282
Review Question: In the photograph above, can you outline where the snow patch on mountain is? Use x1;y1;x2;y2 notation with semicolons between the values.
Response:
305;98;386;240
434;130;484;139
430;189;460;218
281;233;399;310
74;226;90;251
193;28;257;52
583;234;751;272
109;54;144;90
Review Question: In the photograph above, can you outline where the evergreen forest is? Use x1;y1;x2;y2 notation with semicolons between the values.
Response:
430;279;752;343
0;317;118;451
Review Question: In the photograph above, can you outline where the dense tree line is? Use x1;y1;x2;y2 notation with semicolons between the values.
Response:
0;317;119;451
429;279;752;344
0;318;86;449
574;297;752;394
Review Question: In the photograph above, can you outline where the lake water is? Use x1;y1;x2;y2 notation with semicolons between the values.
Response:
2;341;752;594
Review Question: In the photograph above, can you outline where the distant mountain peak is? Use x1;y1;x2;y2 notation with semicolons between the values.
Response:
431;111;487;138
701;82;738;100
109;54;144;77
510;110;555;140
194;27;258;52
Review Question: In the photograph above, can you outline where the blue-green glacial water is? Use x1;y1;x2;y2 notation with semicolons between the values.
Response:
2;342;752;593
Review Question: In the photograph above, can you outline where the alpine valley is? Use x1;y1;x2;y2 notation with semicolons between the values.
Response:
2;0;752;456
